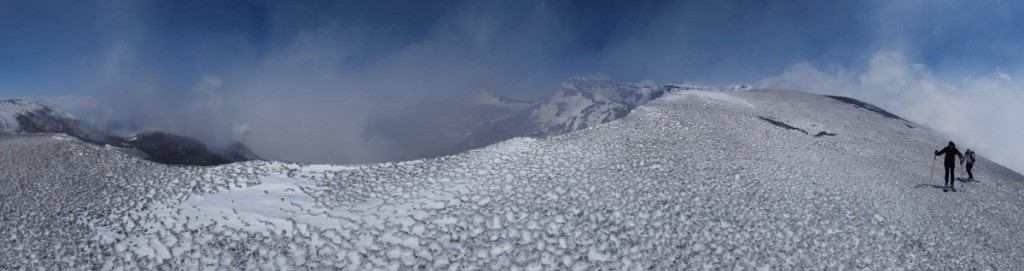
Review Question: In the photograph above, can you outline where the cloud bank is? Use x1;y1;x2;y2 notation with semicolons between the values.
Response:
60;1;576;163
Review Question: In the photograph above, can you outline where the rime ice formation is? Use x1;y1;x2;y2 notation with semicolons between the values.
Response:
2;89;1023;269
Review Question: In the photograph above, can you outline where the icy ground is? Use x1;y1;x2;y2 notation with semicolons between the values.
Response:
2;89;1024;269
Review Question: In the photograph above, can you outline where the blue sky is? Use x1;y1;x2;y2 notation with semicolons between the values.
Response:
7;0;1020;97
2;0;1023;168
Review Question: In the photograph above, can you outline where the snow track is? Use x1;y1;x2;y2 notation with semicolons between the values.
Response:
2;89;1023;269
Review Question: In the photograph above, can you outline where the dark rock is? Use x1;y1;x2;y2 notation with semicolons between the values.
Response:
124;132;234;166
757;116;809;135
814;131;837;137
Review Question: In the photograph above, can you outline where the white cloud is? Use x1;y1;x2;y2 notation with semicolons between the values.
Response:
757;51;1024;174
995;70;1013;82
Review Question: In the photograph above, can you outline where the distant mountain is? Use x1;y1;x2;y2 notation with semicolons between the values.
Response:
0;99;119;144
455;76;750;152
0;99;258;166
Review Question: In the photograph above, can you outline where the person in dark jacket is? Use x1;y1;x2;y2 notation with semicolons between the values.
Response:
961;149;976;181
935;141;963;191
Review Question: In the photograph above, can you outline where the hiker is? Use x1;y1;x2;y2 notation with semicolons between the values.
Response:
961;149;976;181
934;141;963;191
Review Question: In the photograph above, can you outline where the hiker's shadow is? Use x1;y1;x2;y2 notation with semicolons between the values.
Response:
913;184;946;190
956;177;977;183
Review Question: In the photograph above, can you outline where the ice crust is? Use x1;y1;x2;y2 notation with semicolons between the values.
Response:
2;89;1024;269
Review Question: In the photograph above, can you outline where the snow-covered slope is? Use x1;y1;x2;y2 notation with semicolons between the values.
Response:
0;98;259;165
2;89;1023;269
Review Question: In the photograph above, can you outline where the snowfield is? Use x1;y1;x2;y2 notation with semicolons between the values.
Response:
2;89;1023;269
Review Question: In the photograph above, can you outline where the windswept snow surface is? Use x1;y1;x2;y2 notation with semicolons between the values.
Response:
3;89;1024;269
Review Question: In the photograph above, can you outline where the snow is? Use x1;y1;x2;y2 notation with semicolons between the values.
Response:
663;89;757;108
2;89;1024;269
0;99;59;132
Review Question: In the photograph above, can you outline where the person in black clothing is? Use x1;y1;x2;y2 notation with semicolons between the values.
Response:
935;141;963;191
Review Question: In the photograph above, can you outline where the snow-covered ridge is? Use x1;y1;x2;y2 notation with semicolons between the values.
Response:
661;88;757;108
0;98;259;165
661;83;753;92
5;88;1023;269
0;99;76;133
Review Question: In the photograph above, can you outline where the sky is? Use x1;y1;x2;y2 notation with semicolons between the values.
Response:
1;0;1023;171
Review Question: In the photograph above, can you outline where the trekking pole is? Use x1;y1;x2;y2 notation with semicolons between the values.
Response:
930;155;936;184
